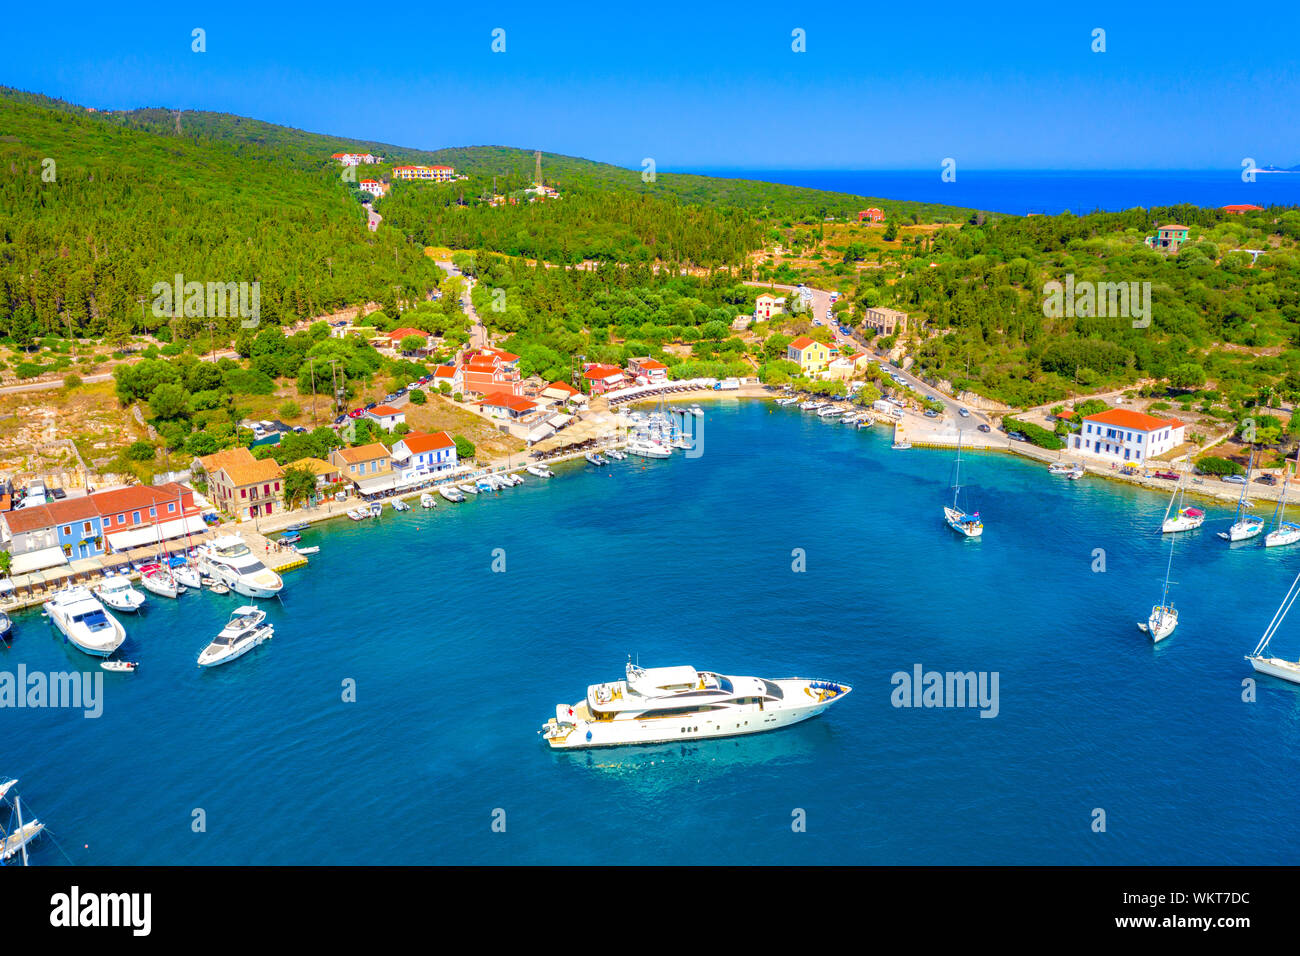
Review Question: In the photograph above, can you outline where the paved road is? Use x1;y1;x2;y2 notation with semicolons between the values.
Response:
436;261;486;348
0;372;114;396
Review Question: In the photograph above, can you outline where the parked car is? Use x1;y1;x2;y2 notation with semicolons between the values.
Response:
1256;474;1278;485
958;407;970;417
977;424;991;433
1223;474;1247;484
924;410;939;418
1008;431;1028;442
49;487;66;500
333;415;347;425
1152;470;1180;481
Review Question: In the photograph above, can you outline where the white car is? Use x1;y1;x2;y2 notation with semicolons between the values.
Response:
959;407;970;417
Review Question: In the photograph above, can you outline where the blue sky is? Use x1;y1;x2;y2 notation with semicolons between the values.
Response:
5;1;1297;171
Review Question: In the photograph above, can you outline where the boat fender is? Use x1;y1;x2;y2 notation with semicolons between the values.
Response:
586;730;593;742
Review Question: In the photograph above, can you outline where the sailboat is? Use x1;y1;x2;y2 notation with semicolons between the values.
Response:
1266;454;1300;547
1137;532;1178;641
0;780;44;865
943;432;983;538
1160;478;1204;533
1246;567;1300;684
1218;451;1264;542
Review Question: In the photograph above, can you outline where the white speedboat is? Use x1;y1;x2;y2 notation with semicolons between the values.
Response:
138;564;180;599
100;660;139;673
392;499;411;512
420;492;437;507
774;397;799;406
1048;462;1073;475
799;401;825;411
690;406;703;417
438;486;465;503
527;464;553;478
196;535;284;599
368;502;383;517
540;660;852;749
459;483;479;495
606;449;627;461
817;405;843;418
347;509;368;520
1067;464;1086;479
627;439;672;459
197;606;273;668
585;452;608;466
292;545;320;555
95;573;145;613
44;586;125;658
505;473;524;485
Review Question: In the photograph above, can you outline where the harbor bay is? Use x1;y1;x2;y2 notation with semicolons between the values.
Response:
4;399;1299;865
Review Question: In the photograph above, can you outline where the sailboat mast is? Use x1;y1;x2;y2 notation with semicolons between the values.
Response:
952;431;963;508
15;795;27;867
1160;532;1175;607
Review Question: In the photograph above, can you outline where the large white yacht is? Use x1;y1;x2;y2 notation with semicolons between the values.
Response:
197;606;274;668
541;661;851;749
196;535;283;599
44;586;126;658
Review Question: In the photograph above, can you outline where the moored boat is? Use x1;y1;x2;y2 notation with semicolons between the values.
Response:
138;564;180;599
438;486;465;503
526;464;553;478
944;432;983;538
1219;450;1265;541
196;535;284;599
44;586;125;658
626;439;672;459
420;492;437;507
94;573;146;613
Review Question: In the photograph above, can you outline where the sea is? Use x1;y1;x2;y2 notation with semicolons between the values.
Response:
6;399;1300;865
689;168;1300;216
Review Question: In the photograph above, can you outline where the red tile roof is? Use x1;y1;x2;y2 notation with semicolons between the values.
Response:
789;336;819;350
433;366;457;378
368;405;403;417
583;364;624;380
1084;409;1183;431
387;327;428;341
399;431;456;454
544;381;579;396
481;392;536;412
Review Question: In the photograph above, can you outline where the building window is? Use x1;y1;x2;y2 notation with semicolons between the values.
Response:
63;525;71;536
132;511;140;524
240;488;247;498
168;503;175;513
83;522;92;534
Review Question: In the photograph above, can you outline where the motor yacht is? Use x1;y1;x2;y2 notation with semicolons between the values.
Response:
94;573;146;613
196;535;284;599
44;586;126;657
541;660;851;749
197;606;274;668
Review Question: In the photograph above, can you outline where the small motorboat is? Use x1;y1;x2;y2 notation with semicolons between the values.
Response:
347;509;368;521
1048;462;1073;476
774;397;800;406
527;464;553;478
438;486;465;503
0;610;10;641
171;562;202;590
284;522;309;533
420;492;437;508
585;452;608;466
691;406;704;417
477;477;496;493
392;499;411;511
606;449;627;461
210;583;231;595
279;531;303;545
368;502;383;517
293;545;321;555
892;441;912;450
506;473;524;485
100;660;139;673
95;573;146;613
459;483;480;495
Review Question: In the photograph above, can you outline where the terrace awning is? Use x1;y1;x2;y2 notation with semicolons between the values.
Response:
353;472;402;494
105;515;207;551
10;546;69;575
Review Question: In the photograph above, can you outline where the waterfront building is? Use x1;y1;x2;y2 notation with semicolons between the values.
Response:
582;363;627;395
93;483;205;551
1145;224;1190;253
755;293;786;320
287;457;344;489
390;432;457;483
1070;409;1186;464
541;381;585;405
330;442;394;489
628;357;669;383
787;336;833;375
863;306;908;336
194;448;285;520
365;405;406;430
827;351;872;379
392;164;455;182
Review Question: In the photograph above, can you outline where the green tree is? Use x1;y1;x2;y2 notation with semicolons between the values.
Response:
453;435;475;460
148;382;190;420
281;465;318;510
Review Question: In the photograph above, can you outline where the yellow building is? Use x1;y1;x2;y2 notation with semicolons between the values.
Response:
787;336;832;374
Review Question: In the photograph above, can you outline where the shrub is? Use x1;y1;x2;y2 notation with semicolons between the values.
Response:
408;388;427;405
126;441;156;461
1002;417;1064;450
63;374;82;389
1195;455;1245;477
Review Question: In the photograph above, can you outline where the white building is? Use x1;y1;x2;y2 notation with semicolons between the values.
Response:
359;179;389;198
1071;409;1185;464
332;152;380;166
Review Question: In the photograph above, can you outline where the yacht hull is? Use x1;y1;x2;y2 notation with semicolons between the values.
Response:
1248;654;1300;685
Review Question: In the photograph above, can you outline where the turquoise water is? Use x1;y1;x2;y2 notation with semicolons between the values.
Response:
6;399;1300;865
